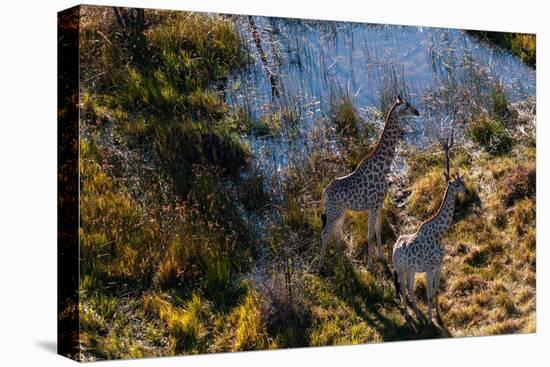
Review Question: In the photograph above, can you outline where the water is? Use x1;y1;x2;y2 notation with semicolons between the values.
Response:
225;16;536;182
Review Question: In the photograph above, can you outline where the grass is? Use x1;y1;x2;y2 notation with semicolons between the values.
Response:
78;7;259;360
74;6;536;361
436;148;536;336
80;7;250;196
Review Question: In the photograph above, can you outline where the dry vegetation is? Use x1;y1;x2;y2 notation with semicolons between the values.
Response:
71;6;536;361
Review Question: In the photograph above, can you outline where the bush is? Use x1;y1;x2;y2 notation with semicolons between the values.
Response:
468;117;512;155
464;242;497;267
332;96;361;139
257;273;311;348
491;85;518;125
510;34;536;68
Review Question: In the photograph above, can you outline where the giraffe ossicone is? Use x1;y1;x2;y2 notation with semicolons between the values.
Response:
318;96;420;272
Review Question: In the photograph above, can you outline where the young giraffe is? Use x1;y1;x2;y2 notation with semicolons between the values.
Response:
319;96;420;272
392;136;466;324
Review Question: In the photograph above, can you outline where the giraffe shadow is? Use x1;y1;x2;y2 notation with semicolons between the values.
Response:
399;302;452;338
324;256;451;341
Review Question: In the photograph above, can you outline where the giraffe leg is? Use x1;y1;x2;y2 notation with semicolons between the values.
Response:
407;270;421;319
334;216;345;258
434;266;443;321
318;219;334;272
367;209;376;272
426;272;434;324
375;205;385;261
398;269;409;317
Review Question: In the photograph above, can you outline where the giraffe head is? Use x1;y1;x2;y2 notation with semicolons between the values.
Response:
393;95;420;118
448;173;466;195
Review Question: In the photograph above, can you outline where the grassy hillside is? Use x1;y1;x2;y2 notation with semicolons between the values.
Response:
74;7;536;361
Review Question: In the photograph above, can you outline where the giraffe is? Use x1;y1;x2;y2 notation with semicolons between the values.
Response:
392;141;466;323
319;95;420;272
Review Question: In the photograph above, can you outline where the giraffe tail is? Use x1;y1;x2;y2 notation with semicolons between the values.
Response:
393;270;401;296
321;213;327;230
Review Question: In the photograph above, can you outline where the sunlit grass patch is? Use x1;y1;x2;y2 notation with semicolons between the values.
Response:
229;292;271;351
143;293;211;354
408;168;446;218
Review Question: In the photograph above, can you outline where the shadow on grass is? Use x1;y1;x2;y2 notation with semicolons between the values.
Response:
323;253;451;342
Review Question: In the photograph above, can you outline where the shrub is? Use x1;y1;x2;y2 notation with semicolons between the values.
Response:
491;85;518;125
448;304;480;326
483;319;523;335
496;293;518;316
408;169;479;230
239;171;270;211
468;117;512;155
152;122;250;196
332;96;361;139
509;34;536;68
257;272;311;348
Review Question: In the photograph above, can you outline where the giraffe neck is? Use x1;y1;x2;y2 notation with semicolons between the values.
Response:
357;103;401;174
420;183;457;240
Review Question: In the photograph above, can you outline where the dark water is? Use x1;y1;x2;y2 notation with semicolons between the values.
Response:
225;16;536;179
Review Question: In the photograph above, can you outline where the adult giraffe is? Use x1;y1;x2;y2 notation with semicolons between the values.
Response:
319;95;420;272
